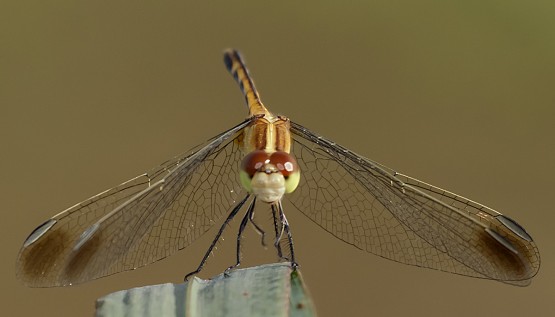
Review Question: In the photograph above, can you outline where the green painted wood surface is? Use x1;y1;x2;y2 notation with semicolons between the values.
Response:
95;263;316;317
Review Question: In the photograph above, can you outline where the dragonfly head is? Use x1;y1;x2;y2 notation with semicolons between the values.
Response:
240;150;300;203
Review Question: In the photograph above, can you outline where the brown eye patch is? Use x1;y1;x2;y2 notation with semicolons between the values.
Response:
241;150;270;176
269;151;298;177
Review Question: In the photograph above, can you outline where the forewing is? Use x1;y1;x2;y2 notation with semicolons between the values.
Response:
289;121;540;285
17;118;253;287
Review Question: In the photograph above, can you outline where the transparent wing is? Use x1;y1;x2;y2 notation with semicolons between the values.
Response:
289;121;540;286
16;118;253;287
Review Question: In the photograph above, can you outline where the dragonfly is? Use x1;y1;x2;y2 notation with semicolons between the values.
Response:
17;49;540;288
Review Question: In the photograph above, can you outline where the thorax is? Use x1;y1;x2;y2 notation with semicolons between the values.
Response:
239;114;291;155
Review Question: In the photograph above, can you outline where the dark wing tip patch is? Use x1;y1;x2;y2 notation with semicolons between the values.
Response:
17;224;69;287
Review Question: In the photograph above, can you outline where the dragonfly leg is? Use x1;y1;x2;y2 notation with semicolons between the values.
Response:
277;201;298;269
224;199;256;276
272;203;295;263
271;204;286;260
184;194;250;281
247;199;267;247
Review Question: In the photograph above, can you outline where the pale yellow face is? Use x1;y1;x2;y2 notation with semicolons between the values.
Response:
239;150;300;203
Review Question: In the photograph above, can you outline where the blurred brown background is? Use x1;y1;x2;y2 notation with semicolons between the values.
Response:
1;1;553;316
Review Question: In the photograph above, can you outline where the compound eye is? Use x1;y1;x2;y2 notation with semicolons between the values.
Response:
241;150;270;177
269;151;298;177
270;151;301;193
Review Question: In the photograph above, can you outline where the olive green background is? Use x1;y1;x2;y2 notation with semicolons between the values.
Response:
2;1;553;316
